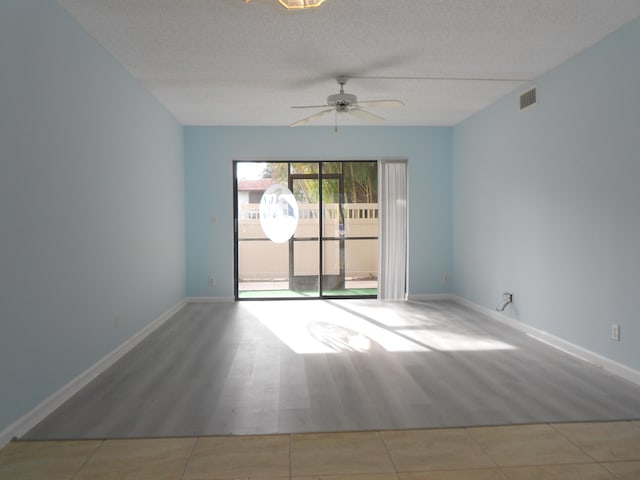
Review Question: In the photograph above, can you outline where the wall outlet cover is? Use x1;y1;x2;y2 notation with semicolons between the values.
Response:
611;324;620;341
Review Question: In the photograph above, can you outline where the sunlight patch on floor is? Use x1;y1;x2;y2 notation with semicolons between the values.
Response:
242;301;515;354
398;328;517;351
243;301;428;354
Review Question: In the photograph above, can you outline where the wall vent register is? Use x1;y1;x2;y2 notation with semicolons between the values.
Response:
520;87;537;110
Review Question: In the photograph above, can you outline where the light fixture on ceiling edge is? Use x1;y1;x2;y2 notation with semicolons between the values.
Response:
245;0;326;10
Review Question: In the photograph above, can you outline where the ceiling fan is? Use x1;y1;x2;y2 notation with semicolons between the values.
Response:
289;75;404;128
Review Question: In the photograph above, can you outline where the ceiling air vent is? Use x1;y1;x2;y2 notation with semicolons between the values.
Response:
519;87;537;111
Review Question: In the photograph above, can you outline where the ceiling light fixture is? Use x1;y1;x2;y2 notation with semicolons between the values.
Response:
244;0;326;10
278;0;325;9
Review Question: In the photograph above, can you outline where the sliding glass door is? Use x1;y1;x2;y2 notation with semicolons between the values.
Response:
234;160;378;299
289;171;320;293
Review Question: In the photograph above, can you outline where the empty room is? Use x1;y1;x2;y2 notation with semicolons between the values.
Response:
1;1;640;479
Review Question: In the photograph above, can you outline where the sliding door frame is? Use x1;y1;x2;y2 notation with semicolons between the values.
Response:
233;158;379;301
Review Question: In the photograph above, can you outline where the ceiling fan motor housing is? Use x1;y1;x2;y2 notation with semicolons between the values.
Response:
327;93;357;111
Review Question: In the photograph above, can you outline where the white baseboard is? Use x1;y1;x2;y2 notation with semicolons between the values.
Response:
453;295;640;387
186;296;235;303
0;298;187;448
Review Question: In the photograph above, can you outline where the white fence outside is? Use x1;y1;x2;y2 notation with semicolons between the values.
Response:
238;203;378;281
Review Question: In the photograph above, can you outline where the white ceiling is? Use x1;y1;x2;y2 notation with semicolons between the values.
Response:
58;0;640;127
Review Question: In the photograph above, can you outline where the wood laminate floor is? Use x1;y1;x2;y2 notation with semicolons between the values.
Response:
24;299;640;439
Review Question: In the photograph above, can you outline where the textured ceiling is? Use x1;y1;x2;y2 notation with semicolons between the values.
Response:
58;0;640;126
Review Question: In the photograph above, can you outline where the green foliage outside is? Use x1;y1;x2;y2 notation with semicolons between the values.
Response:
262;161;377;204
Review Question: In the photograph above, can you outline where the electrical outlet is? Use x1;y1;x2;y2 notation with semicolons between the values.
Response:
611;324;620;341
208;276;215;287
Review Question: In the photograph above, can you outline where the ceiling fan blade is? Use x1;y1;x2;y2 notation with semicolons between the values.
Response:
356;100;405;108
289;108;334;127
291;104;330;109
347;108;384;123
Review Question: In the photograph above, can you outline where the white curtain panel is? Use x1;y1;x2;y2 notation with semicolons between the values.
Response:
378;159;407;300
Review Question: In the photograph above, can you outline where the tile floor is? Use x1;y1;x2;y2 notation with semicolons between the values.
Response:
1;421;640;479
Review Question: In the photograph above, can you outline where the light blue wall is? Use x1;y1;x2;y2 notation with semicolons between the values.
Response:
452;17;640;370
184;126;452;298
0;1;185;432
